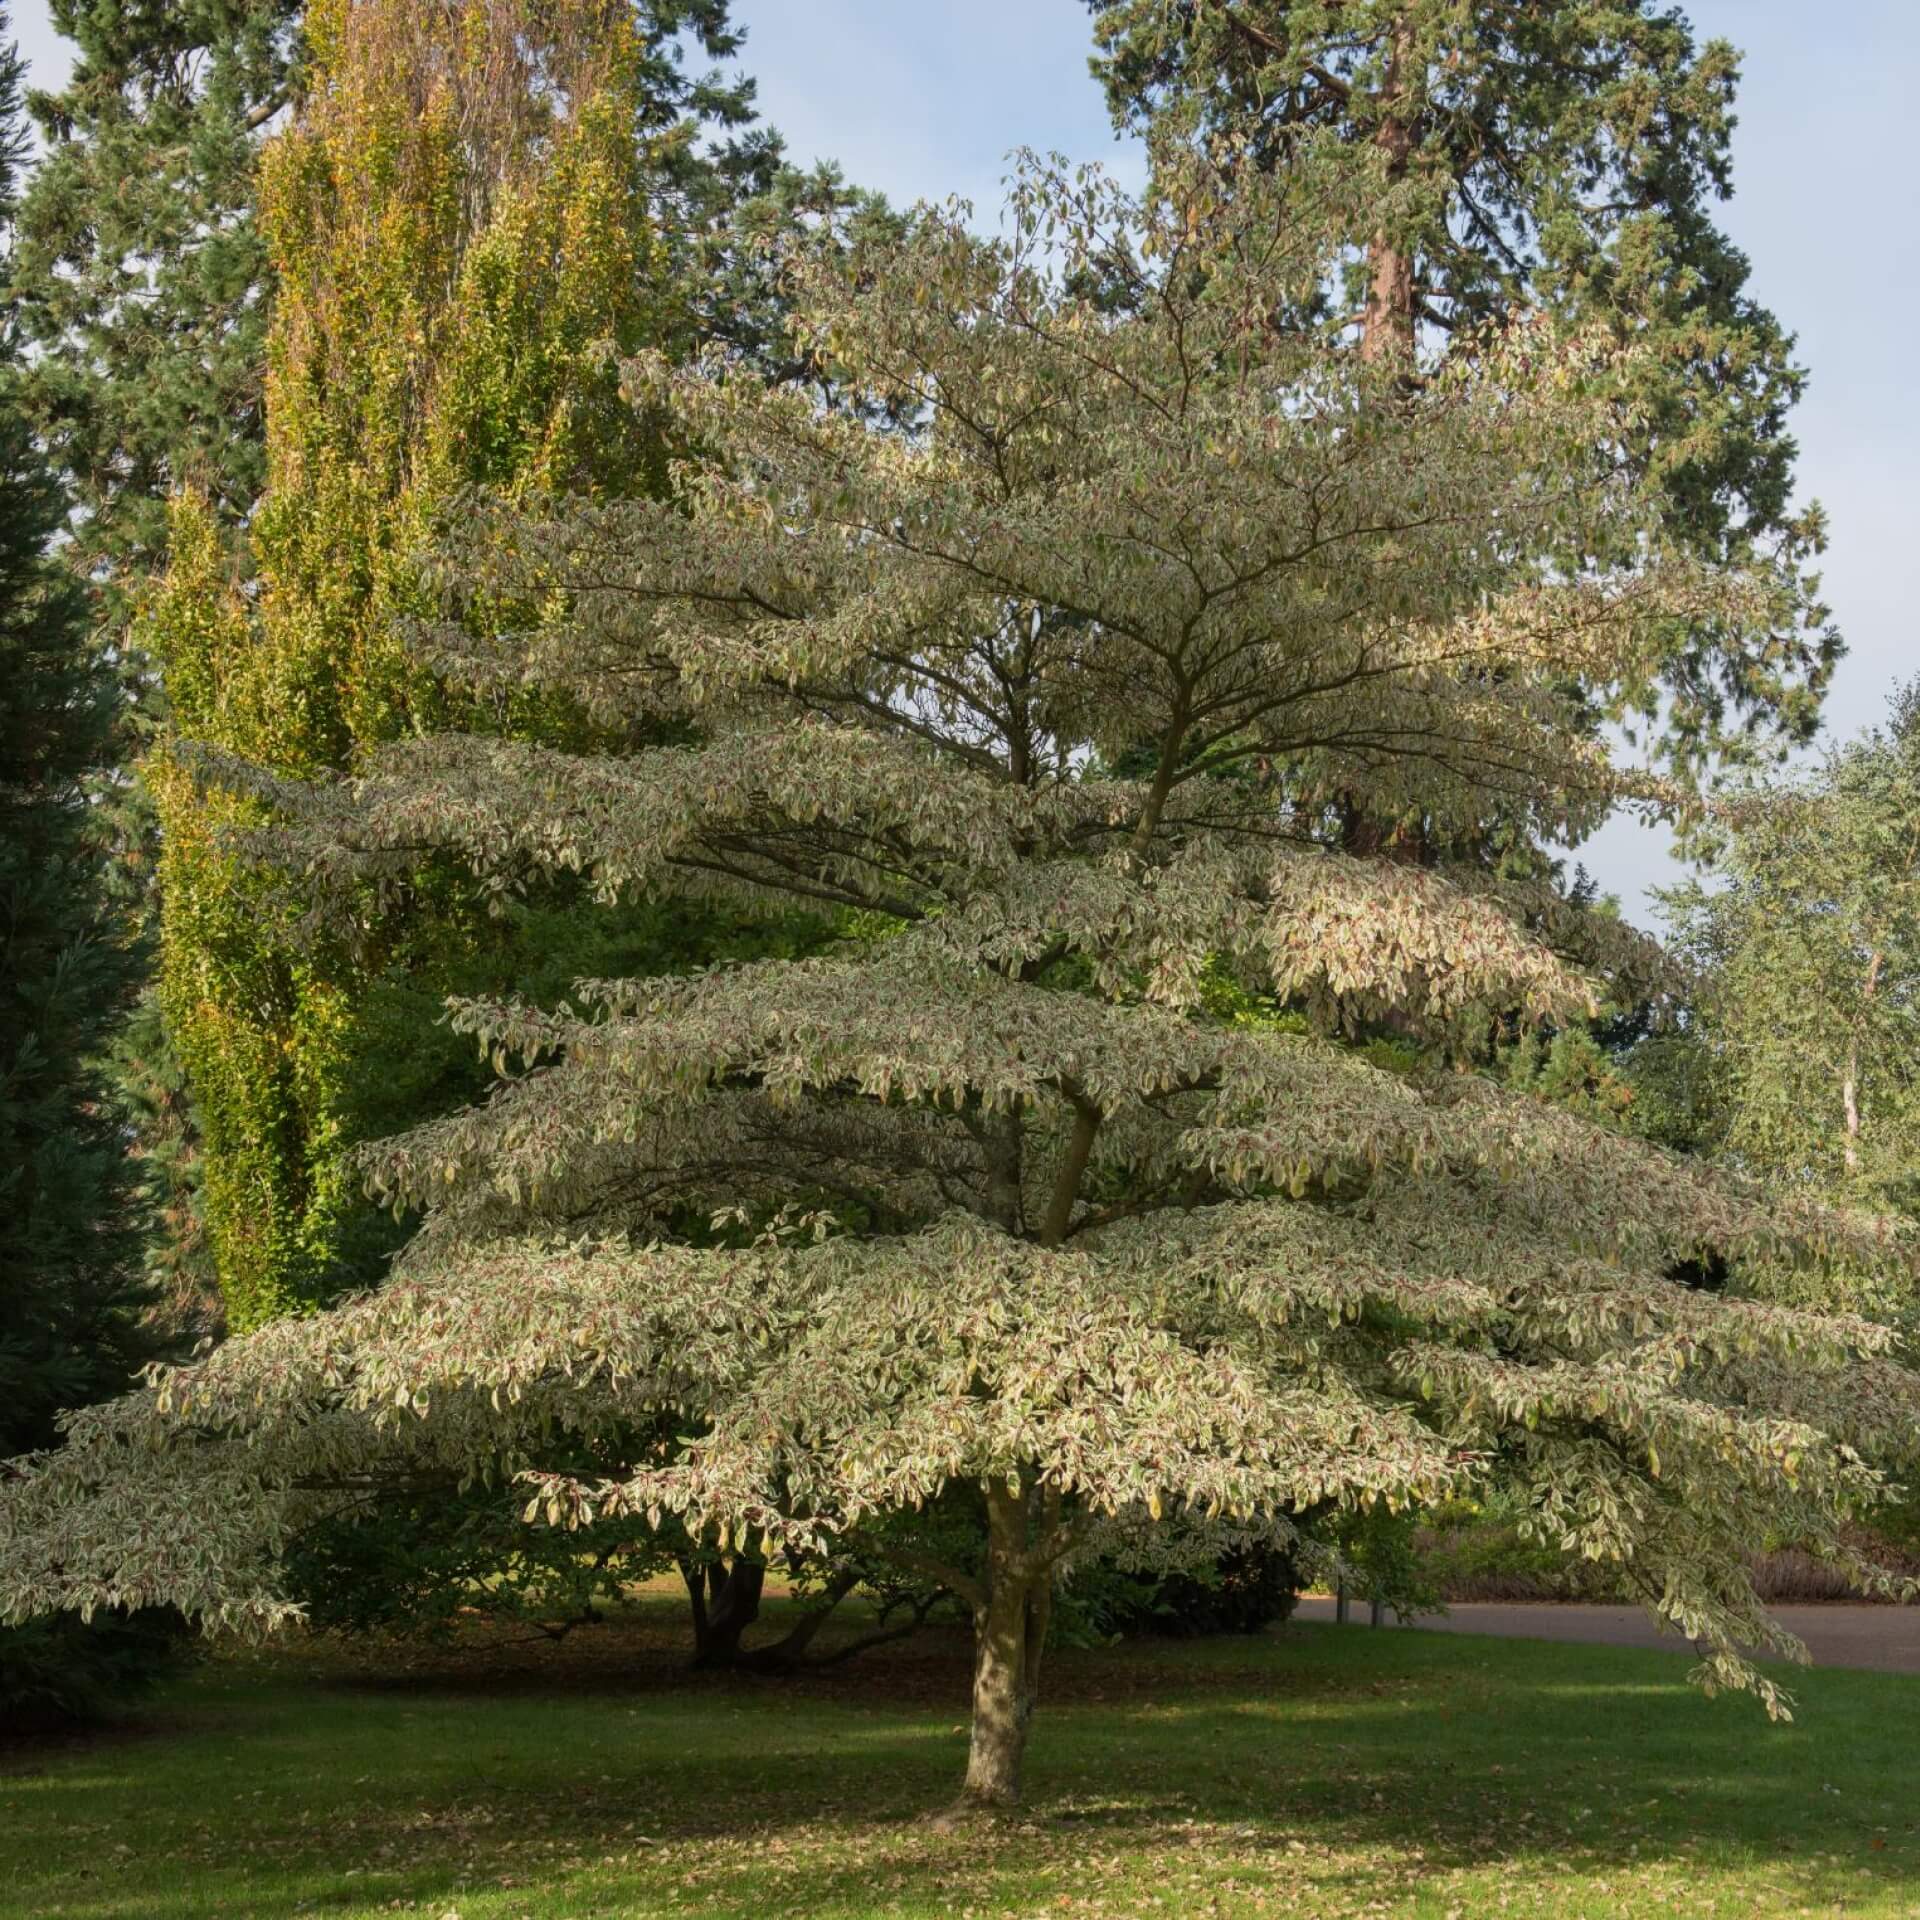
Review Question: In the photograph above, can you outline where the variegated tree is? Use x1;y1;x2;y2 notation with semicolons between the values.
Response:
4;149;1915;1813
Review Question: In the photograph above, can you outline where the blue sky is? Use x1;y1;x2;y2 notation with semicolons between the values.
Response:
11;1;1914;923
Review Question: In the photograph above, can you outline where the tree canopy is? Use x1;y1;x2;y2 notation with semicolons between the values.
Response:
0;4;162;1716
1083;0;1836;763
4;138;1914;1811
1662;683;1920;1315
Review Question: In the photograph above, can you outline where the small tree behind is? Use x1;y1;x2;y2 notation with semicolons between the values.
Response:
1664;683;1920;1317
4;150;1915;1809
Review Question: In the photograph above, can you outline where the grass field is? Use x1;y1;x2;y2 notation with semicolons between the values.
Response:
4;1602;1917;1919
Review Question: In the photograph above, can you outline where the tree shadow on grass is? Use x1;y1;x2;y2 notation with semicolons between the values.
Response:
5;1623;1916;1919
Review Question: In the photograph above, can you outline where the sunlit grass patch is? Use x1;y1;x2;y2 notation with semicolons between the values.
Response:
2;1608;1916;1918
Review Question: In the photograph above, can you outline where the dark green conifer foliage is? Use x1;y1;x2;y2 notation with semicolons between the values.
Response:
0;7;149;1476
0;8;165;1720
1083;0;1836;757
11;1;297;601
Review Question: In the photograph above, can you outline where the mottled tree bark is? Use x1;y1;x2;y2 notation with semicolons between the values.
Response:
947;1090;1096;1812
1360;18;1418;366
958;1482;1044;1810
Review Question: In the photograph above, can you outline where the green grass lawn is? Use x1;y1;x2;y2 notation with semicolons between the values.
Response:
4;1604;1917;1919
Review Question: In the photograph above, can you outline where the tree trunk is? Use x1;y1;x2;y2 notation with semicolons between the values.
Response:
734;1570;858;1673
682;1556;766;1668
1360;20;1418;366
955;1483;1045;1813
1841;948;1883;1175
678;1555;709;1648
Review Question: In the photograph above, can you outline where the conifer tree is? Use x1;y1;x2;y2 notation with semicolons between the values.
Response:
0;6;159;1717
0;404;145;1452
6;149;1914;1809
1082;0;1835;760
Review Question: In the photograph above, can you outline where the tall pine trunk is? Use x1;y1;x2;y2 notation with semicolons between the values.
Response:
1361;19;1418;365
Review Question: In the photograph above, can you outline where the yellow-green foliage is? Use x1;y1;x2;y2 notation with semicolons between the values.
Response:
147;0;668;1328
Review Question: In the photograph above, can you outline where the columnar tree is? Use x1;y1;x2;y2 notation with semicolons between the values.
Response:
24;0;818;1328
1082;0;1834;760
5;151;1915;1809
142;0;719;1327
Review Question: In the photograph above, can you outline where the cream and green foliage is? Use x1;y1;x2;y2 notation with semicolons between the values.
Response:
7;149;1917;1811
142;0;668;1328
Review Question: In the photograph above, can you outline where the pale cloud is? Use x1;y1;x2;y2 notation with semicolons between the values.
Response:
733;0;1142;217
10;0;68;89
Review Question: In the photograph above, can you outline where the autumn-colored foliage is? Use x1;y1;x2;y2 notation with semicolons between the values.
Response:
144;0;669;1326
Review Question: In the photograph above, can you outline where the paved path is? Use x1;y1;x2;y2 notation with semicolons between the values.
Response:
1292;1596;1920;1674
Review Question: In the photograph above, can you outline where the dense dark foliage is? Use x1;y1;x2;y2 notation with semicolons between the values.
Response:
1083;0;1836;758
0;7;171;1722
